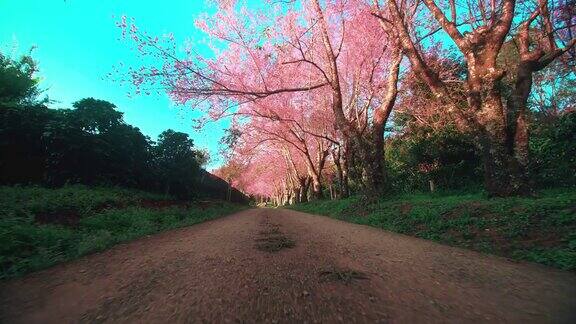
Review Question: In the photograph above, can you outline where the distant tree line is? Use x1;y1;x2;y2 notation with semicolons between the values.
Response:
0;52;246;202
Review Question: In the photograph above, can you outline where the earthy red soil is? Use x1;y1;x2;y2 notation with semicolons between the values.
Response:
1;208;575;323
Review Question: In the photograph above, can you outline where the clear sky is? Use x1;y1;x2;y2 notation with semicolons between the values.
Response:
0;0;229;169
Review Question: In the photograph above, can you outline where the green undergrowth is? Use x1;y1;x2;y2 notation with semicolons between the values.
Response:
288;189;576;271
0;185;247;279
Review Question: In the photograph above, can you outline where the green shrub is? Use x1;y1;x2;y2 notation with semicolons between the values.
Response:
385;126;482;193
530;112;576;188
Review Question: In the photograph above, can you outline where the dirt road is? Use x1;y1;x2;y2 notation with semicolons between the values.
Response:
1;208;575;323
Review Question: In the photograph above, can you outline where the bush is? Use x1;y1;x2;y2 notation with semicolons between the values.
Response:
385;126;481;193
530;111;576;188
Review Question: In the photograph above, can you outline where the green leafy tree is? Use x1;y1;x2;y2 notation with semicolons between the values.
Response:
0;52;221;198
153;130;201;198
0;51;45;106
70;98;123;133
0;105;55;184
43;98;152;187
0;51;52;183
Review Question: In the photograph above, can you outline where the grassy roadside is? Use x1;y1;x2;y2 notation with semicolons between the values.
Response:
0;185;247;279
288;189;576;271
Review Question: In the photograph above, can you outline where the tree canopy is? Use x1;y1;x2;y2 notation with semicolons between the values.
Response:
116;0;575;202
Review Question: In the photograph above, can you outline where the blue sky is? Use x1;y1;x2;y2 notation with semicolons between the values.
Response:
0;0;229;169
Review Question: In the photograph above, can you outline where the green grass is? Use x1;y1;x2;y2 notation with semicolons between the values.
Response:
288;189;576;271
0;185;246;279
0;185;166;217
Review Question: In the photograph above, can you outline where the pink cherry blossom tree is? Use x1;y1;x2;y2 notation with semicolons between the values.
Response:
371;0;576;196
117;0;404;197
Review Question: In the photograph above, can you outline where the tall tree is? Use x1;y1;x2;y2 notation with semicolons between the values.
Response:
154;130;201;198
0;51;50;183
373;0;576;196
116;0;402;194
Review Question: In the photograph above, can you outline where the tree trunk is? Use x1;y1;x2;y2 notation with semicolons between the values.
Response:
361;45;401;194
310;174;323;200
474;93;531;197
293;187;301;204
333;152;344;199
507;61;535;192
300;177;310;203
365;124;387;193
341;143;352;197
332;147;349;199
